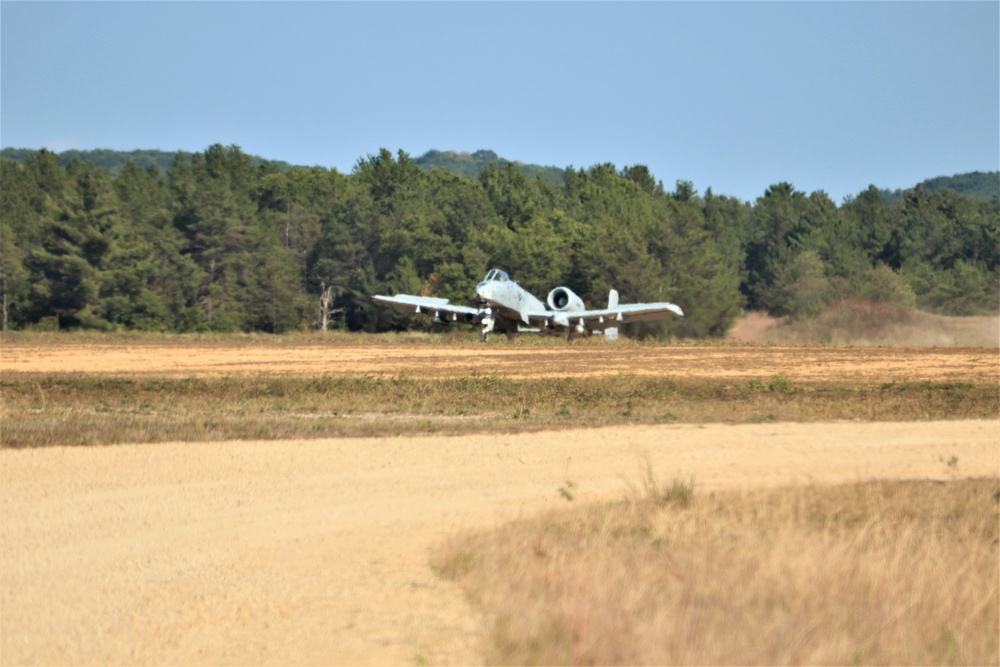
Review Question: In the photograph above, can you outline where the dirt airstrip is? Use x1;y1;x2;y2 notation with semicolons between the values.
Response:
1;341;998;665
2;340;998;384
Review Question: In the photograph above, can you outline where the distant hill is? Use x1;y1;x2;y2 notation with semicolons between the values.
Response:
0;146;563;183
0;147;292;176
412;149;566;184
880;171;999;203
3;146;995;201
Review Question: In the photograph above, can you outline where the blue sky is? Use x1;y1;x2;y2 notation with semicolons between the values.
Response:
2;2;997;203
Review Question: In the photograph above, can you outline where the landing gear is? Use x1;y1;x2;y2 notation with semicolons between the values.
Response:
480;308;494;343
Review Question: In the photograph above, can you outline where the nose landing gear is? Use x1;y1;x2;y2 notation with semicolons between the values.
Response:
480;308;495;343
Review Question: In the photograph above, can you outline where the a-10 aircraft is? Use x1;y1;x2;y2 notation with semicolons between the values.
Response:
373;268;684;341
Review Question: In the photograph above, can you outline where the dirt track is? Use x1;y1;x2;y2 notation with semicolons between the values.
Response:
2;341;997;384
2;342;998;665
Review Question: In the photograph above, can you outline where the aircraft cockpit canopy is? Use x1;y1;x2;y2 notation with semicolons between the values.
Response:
483;269;509;283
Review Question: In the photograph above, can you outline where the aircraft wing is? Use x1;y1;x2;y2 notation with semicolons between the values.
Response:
584;302;684;324
523;302;684;330
371;294;480;322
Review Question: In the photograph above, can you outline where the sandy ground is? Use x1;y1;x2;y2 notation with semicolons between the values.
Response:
2;423;997;666
1;342;998;665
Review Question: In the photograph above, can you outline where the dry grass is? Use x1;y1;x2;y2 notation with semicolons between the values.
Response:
0;329;655;348
433;477;1000;666
2;374;996;448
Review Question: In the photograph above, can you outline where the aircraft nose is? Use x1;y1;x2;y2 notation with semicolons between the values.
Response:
474;283;491;304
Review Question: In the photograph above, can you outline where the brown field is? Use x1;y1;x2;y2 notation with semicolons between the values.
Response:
1;337;998;665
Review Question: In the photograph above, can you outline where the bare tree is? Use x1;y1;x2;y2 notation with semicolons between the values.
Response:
318;281;343;331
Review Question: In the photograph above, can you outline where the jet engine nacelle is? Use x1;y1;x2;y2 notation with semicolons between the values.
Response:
546;287;585;312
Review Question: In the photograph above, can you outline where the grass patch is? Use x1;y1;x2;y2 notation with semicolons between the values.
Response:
432;477;1000;665
0;329;669;349
2;374;996;448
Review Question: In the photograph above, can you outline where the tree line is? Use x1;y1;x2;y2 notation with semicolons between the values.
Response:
1;145;997;336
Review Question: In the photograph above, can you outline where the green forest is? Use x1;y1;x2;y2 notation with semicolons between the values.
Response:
1;145;997;336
